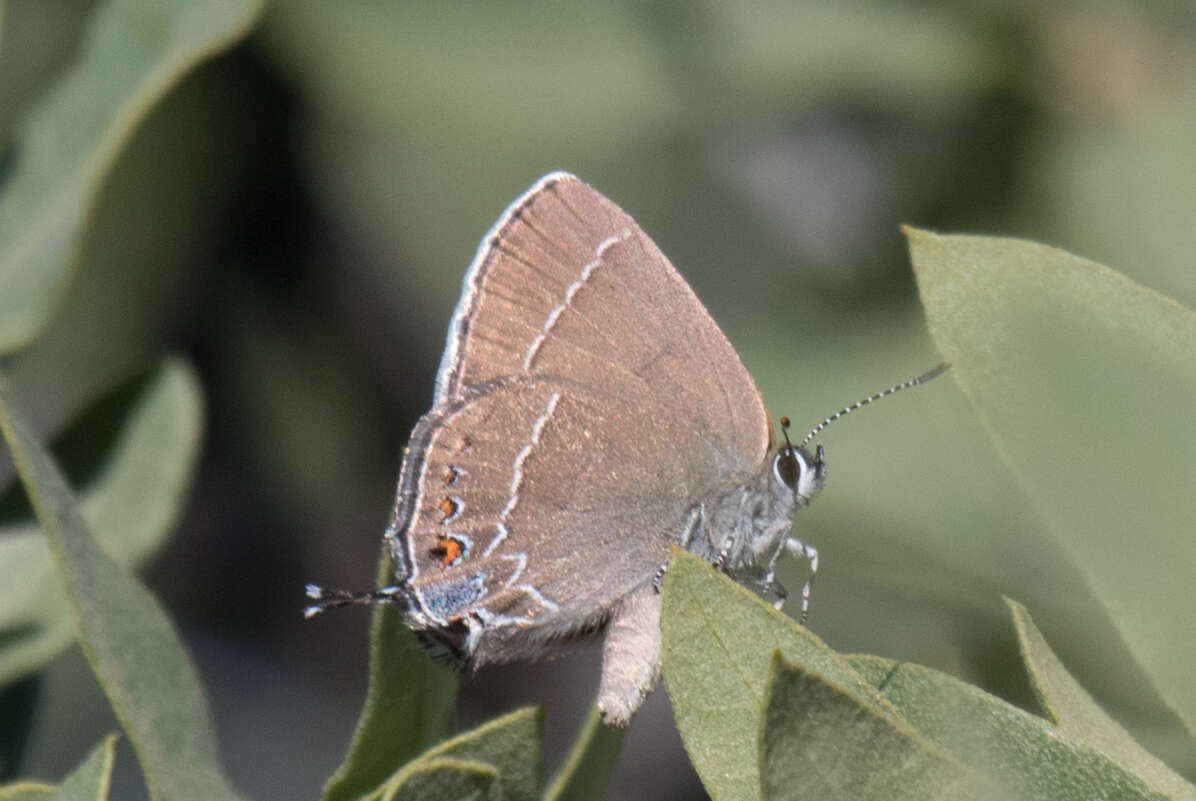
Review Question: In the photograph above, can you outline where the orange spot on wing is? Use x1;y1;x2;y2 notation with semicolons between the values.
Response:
432;536;463;566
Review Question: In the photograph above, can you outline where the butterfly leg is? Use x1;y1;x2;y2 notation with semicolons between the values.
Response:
651;562;667;593
771;581;789;611
598;581;662;727
783;537;819;625
713;534;735;574
761;531;789;609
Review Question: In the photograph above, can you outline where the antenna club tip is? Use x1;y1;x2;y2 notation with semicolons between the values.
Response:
779;416;791;428
797;362;949;447
919;362;951;383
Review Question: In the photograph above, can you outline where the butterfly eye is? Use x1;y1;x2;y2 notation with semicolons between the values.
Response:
773;448;802;489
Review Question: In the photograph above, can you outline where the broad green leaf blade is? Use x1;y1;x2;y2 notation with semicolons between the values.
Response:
0;0;264;353
849;655;1170;801
374;707;543;801
414;707;541;801
907;229;1196;737
320;551;457;801
1007;600;1196;801
385;758;499;801
661;548;895;801
542;704;624;801
46;735;117;801
0;359;204;686
0;784;54;801
761;653;990;801
0;2;91;137
0;375;244;801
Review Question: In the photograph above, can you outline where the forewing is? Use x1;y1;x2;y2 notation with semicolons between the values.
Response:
435;172;770;471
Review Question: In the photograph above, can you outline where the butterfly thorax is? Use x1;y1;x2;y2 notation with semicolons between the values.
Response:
684;444;819;580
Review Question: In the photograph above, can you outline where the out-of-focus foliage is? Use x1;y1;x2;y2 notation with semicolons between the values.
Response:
0;376;243;801
909;229;1196;740
0;0;263;351
2;1;1194;799
0;361;204;688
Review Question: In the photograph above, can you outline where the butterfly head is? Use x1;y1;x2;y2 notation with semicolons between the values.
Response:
773;418;826;507
771;362;951;507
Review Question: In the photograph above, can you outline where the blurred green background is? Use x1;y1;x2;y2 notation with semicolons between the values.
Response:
2;1;1194;799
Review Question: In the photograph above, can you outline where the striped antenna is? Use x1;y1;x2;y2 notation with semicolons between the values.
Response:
798;362;950;449
304;583;402;618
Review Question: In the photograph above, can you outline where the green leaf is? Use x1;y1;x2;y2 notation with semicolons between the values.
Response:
542;704;624;801
1007;599;1196;801
0;0;264;353
661;548;896;801
0;359;204;686
0;373;244;801
0;734;116;801
385;758;499;801
46;735;117;801
372;707;543;801
319;552;458;801
907;229;1196;738
761;653;991;801
848;655;1170;801
0;784;54;801
0;1;93;135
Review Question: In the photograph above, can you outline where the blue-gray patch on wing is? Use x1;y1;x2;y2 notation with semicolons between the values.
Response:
421;571;487;620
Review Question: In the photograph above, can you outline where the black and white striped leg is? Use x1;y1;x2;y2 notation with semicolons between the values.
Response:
762;533;789;611
783;538;819;625
651;563;668;593
771;580;789;611
713;535;735;573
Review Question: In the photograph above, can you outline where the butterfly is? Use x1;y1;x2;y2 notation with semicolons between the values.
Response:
307;172;947;725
